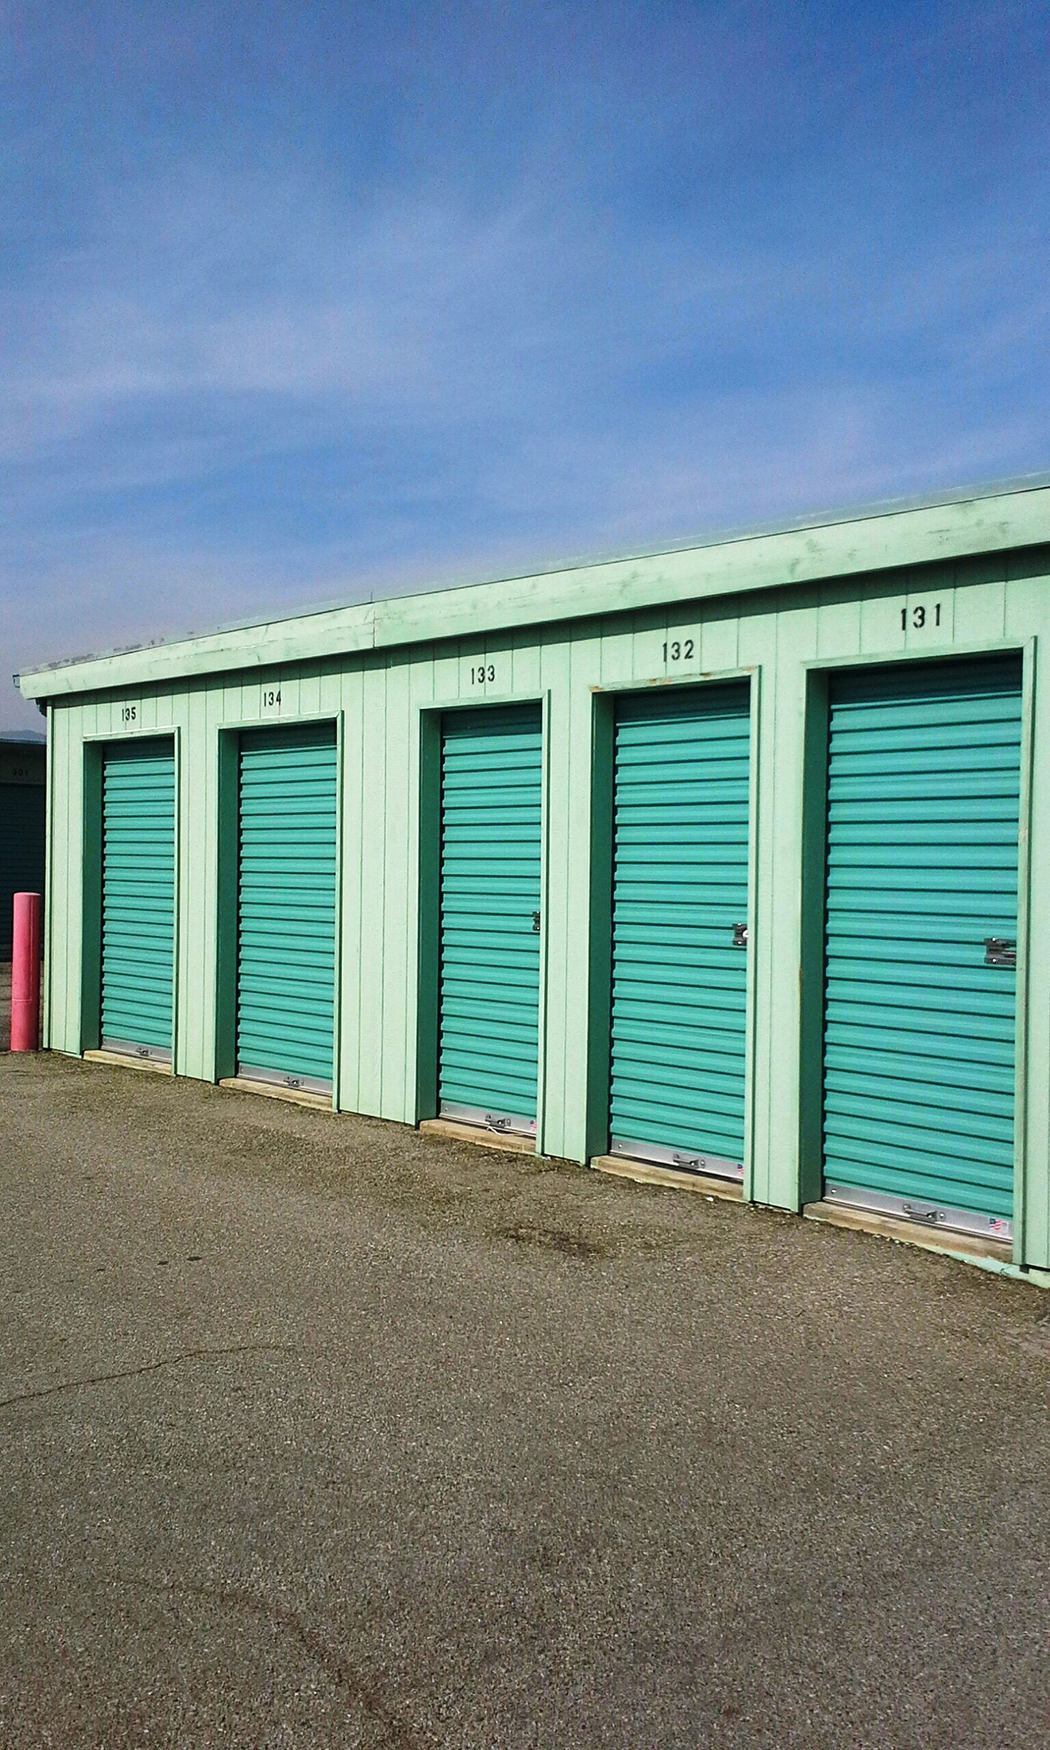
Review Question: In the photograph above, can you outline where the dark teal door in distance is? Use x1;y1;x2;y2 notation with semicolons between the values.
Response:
438;705;542;1135
100;738;176;1062
609;684;750;1177
236;723;338;1094
0;781;45;958
823;657;1022;1241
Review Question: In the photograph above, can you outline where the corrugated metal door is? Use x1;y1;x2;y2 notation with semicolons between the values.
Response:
823;656;1022;1241
438;704;543;1135
100;738;176;1061
609;683;750;1177
0;782;46;957
236;723;338;1094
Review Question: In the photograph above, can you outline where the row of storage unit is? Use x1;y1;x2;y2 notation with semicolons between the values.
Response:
83;654;1019;1244
17;481;1050;1281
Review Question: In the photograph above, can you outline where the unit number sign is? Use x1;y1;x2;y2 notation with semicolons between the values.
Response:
900;601;944;631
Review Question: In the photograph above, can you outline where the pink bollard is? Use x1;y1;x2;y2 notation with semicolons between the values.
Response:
11;891;42;1052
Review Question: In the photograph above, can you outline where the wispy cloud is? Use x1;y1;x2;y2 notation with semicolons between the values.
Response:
2;1;1048;722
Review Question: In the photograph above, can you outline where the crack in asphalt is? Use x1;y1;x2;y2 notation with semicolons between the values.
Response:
104;1573;431;1749
0;1342;298;1412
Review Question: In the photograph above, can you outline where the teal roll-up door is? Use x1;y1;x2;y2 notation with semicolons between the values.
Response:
438;704;543;1135
0;782;46;958
236;723;338;1094
823;656;1022;1242
100;738;176;1061
609;683;751;1177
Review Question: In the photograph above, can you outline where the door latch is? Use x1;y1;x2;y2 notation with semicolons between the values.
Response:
732;922;748;949
531;910;541;933
984;937;1016;968
902;1201;944;1226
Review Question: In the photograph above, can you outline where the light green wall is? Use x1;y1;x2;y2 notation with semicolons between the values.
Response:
40;545;1050;1274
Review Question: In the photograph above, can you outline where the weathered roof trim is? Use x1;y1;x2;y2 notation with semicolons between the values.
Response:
17;476;1050;702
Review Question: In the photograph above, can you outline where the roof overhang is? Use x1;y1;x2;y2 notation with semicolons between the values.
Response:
17;477;1050;703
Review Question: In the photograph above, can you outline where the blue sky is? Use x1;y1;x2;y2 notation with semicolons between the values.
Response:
3;0;1048;726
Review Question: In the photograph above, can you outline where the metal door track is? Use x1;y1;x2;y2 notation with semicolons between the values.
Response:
824;1183;1012;1244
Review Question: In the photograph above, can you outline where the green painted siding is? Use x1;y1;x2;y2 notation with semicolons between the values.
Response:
438;704;542;1133
609;684;750;1176
823;658;1021;1240
30;512;1050;1279
236;723;337;1092
100;738;175;1058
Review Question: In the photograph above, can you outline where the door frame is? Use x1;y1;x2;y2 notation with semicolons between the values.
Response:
415;689;550;1144
80;727;181;1063
799;638;1034;1264
587;666;760;1192
214;712;345;1108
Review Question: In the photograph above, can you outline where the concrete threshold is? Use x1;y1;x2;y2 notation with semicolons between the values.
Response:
420;1117;537;1155
84;1049;171;1076
590;1154;743;1201
803;1198;1012;1265
218;1076;334;1113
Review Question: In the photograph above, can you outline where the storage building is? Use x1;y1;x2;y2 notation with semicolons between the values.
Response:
0;732;46;958
16;480;1050;1285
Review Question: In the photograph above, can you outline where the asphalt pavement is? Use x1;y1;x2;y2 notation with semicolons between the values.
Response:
0;1051;1047;1748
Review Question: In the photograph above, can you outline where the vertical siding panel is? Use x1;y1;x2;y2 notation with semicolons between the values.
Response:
48;708;69;1049
629;607;667;681
430;640;459;703
538;629;571;1156
176;686;193;1078
380;658;411;1119
357;661;384;1113
63;701;87;1052
597;614;634;688
860;576;909;653
201;682;217;1081
556;629;598;1162
766;604;821;1209
737;608;786;1206
188;684;211;1080
155;689;181;1070
953;575;1007;645
403;645;435;1121
509;632;542;698
357;660;388;1115
71;700;88;1050
816;590;862;658
1006;564;1050;1268
319;666;344;1104
296;670;318;718
338;661;365;1112
698;610;739;676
